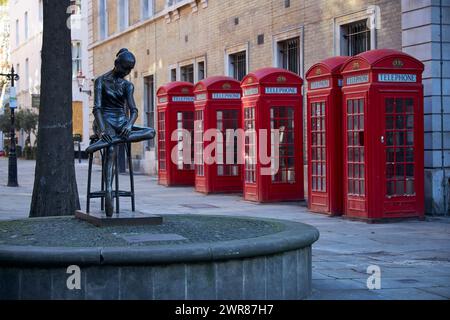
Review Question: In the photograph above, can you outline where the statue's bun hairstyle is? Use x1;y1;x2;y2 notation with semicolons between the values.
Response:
116;48;129;57
115;48;136;66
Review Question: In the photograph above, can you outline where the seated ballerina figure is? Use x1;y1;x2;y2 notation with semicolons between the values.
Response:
86;48;155;216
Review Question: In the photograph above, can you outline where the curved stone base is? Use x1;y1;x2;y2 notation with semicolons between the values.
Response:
0;247;311;300
0;216;319;300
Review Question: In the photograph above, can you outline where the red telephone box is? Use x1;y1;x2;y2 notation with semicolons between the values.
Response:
156;82;195;186
341;49;424;221
306;57;349;215
193;76;243;194
241;68;304;202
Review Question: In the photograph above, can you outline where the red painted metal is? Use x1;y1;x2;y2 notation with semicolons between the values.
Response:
156;82;195;186
193;76;243;194
241;68;304;202
340;49;425;221
306;56;350;215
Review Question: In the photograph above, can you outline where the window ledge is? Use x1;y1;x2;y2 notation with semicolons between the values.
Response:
166;0;208;19
190;2;198;12
166;0;193;12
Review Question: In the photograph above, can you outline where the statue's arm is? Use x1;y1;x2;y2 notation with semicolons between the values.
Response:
119;82;138;138
93;77;112;143
125;82;138;126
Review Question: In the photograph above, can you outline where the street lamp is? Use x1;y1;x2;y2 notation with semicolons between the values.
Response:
0;66;20;187
75;71;91;163
76;71;92;96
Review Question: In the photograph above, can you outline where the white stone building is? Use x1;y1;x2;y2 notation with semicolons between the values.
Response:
9;0;91;151
0;3;10;152
401;0;450;215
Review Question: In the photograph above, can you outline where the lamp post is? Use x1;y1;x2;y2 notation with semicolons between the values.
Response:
75;71;92;163
76;71;92;96
0;66;20;187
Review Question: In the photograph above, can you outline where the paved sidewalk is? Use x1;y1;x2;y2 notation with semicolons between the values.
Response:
1;158;449;300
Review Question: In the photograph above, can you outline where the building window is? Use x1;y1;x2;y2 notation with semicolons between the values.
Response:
118;0;129;32
24;12;28;40
2;20;8;38
341;20;371;56
170;68;177;81
72;41;82;77
99;0;108;40
277;37;300;74
197;61;205;81
180;64;194;83
39;0;43;23
25;59;29;91
15;19;19;46
228;51;246;81
141;0;153;20
70;0;81;11
144;75;155;149
167;0;183;7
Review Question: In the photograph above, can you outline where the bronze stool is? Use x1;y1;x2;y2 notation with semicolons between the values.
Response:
86;135;135;214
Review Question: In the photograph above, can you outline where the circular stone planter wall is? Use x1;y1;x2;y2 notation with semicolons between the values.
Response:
0;215;319;300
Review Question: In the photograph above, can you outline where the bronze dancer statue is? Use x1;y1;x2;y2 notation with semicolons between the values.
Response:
86;48;155;216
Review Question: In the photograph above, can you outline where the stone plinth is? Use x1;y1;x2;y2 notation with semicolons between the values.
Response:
75;210;163;227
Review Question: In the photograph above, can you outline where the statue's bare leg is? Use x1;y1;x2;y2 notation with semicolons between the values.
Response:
86;126;155;154
126;126;155;143
104;145;116;217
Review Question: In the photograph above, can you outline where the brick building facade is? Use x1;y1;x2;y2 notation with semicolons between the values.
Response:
88;0;449;215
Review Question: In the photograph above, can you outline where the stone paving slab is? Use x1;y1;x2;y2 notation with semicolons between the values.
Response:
311;279;365;290
418;287;450;299
351;276;450;289
1;158;450;300
376;288;448;300
312;268;368;280
308;289;384;300
312;271;335;280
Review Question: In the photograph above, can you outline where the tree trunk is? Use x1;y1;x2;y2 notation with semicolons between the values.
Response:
30;0;80;217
